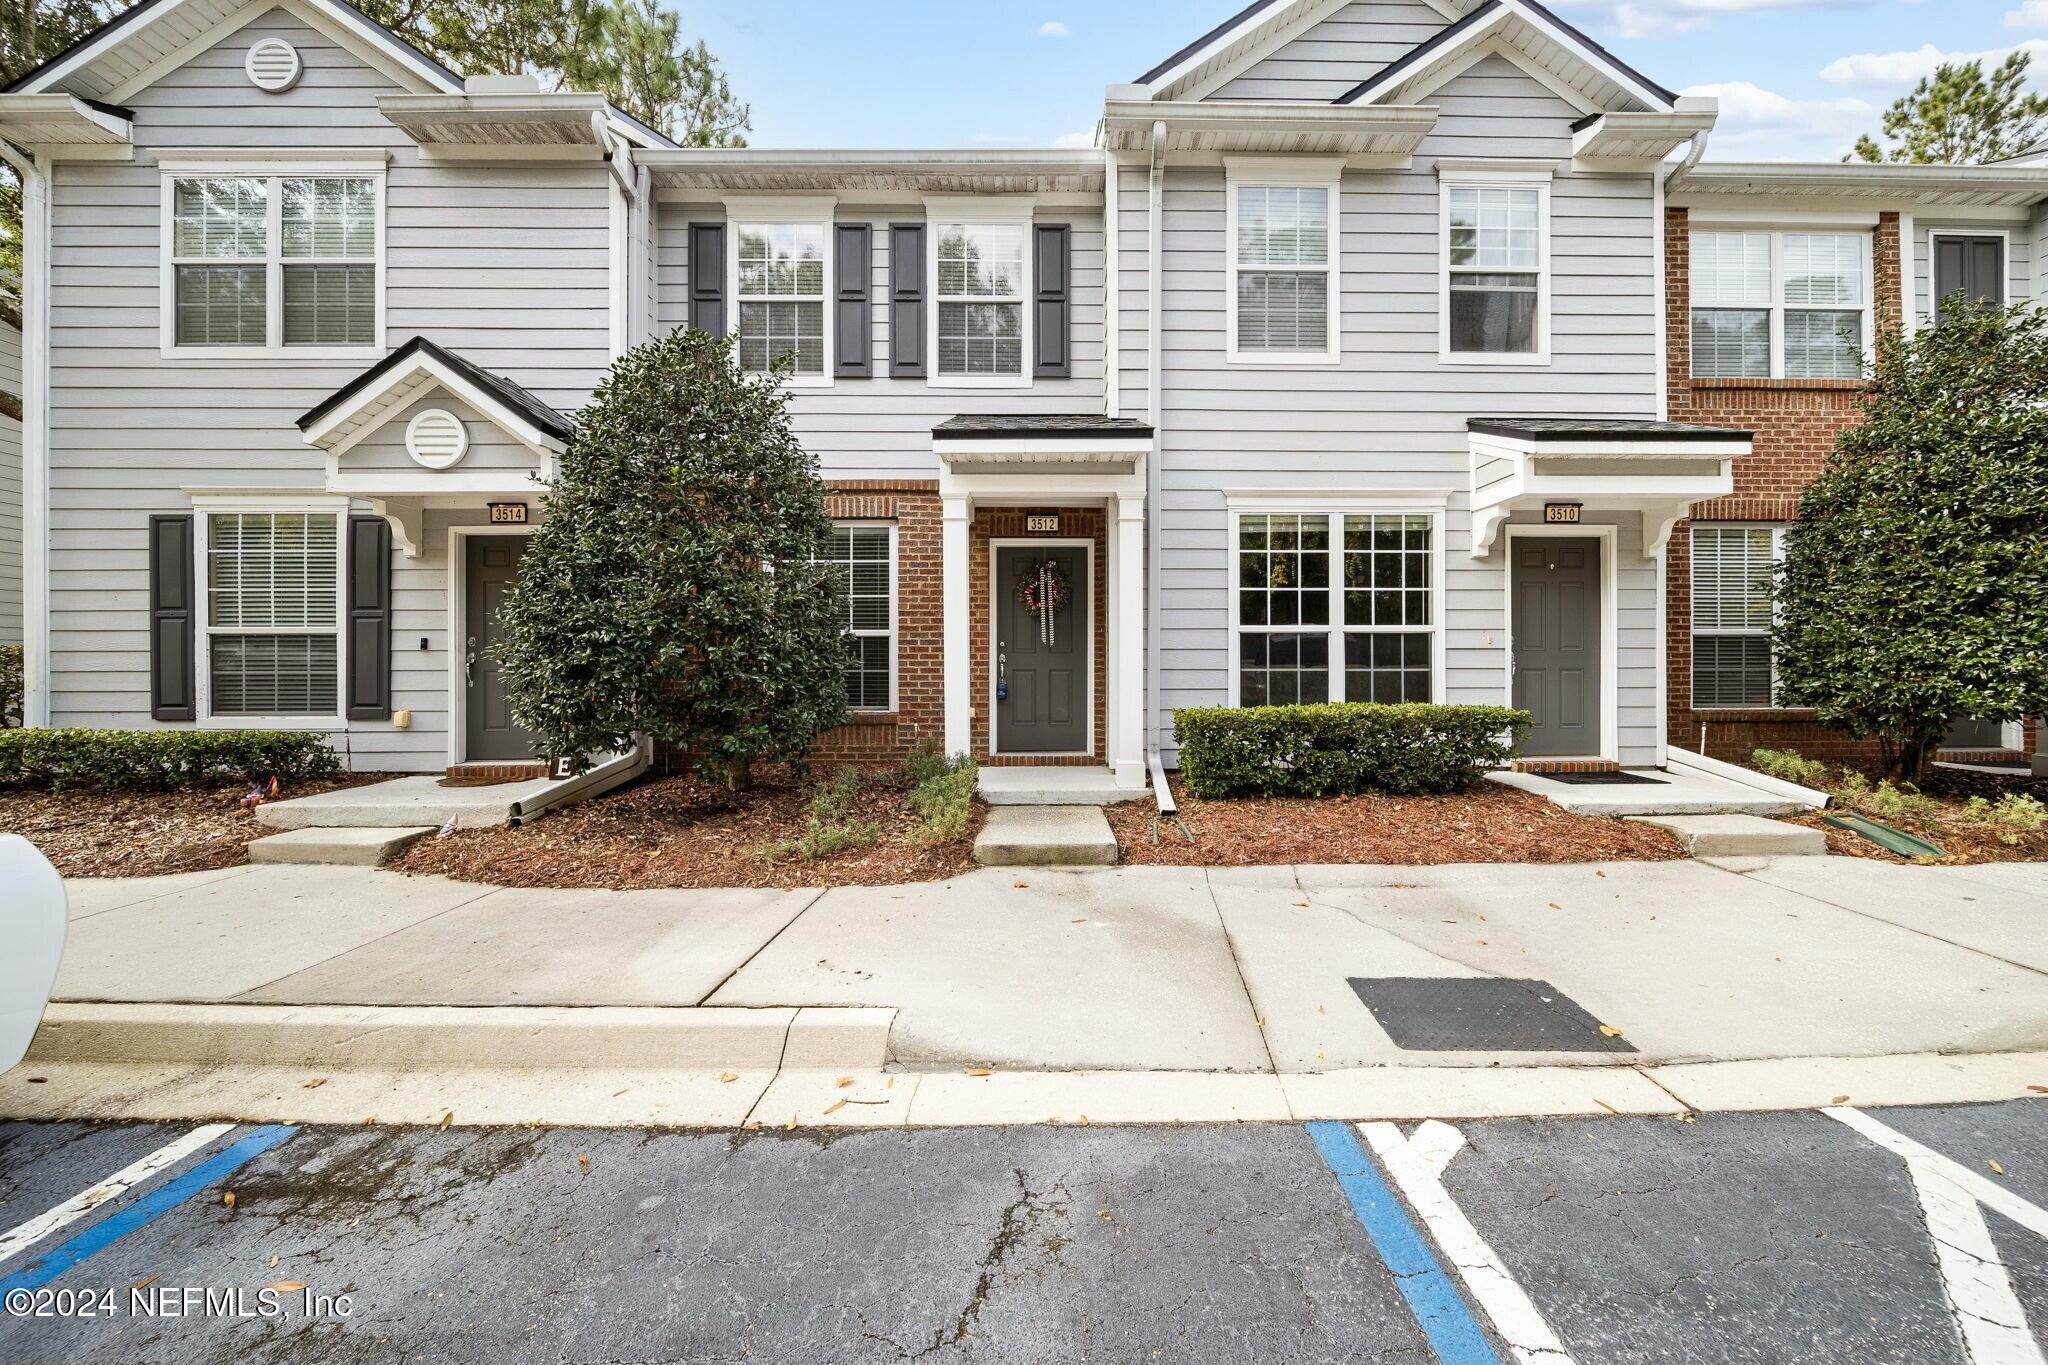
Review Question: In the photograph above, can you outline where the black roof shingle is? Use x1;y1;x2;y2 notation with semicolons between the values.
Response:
1468;416;1753;443
296;336;573;442
933;414;1155;440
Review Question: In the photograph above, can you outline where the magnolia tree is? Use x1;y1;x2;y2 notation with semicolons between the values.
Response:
496;328;848;783
1772;298;2048;781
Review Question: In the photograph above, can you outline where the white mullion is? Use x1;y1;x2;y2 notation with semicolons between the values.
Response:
264;175;283;349
1326;512;1343;704
1768;232;1785;379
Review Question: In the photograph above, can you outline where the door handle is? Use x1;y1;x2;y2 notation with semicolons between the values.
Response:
465;635;477;688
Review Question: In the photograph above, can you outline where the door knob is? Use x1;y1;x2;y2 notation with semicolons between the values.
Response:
465;635;477;687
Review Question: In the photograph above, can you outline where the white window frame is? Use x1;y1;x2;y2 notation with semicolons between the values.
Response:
158;158;387;362
925;195;1033;389
824;520;897;713
1438;166;1552;367
723;196;835;389
1222;499;1447;709
1225;157;1343;366
1689;228;1872;380
190;494;349;729
1689;522;1786;711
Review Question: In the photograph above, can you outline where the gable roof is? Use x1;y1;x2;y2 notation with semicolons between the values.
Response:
1337;0;1674;110
1135;0;1298;86
297;336;572;455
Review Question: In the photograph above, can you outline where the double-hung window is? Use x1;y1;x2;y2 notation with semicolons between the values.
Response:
1690;230;1868;379
820;523;895;711
1234;511;1437;706
933;221;1028;382
1442;179;1547;361
734;222;829;380
165;169;381;356
1690;525;1782;709
1227;166;1338;362
202;509;343;719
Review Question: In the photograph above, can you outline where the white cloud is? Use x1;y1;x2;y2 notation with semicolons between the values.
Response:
2008;0;2048;31
1821;38;2048;86
1037;20;1071;38
1680;80;1875;161
1051;128;1096;149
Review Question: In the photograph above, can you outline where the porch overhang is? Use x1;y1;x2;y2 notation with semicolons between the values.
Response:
0;94;132;155
375;91;613;161
1467;417;1748;558
933;415;1154;480
1570;104;1716;173
1100;98;1436;166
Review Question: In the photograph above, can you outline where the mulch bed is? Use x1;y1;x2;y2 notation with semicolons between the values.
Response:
1786;763;2048;865
0;776;379;879
392;767;982;890
1107;780;1685;866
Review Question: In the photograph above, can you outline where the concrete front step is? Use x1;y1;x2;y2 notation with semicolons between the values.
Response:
256;774;556;830
973;805;1120;866
246;826;437;867
977;766;1144;806
1628;813;1828;858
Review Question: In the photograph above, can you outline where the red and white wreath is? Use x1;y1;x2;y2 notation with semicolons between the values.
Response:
1016;559;1072;645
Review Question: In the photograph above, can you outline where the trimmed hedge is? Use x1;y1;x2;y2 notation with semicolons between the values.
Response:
1173;703;1530;798
0;645;21;729
0;728;341;791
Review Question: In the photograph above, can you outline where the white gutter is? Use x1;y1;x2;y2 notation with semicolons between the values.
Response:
1;142;50;727
1663;127;1708;189
1145;120;1166;779
509;739;652;826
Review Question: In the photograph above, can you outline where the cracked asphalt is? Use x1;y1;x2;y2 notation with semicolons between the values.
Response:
0;1101;2042;1363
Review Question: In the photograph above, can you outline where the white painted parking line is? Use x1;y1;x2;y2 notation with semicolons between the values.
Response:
1826;1107;2046;1365
1361;1121;1576;1365
0;1123;234;1267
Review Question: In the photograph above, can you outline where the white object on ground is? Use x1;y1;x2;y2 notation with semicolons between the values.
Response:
1827;1106;2046;1365
0;1122;233;1265
0;833;67;1072
1360;1120;1577;1364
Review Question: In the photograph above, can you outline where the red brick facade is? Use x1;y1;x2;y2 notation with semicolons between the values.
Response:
1662;207;1900;764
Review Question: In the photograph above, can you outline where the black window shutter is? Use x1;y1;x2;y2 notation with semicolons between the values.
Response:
835;223;873;377
889;222;926;378
346;515;392;721
1034;222;1072;379
148;514;196;722
688;222;726;335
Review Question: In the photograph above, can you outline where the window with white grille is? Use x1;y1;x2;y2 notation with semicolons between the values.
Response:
1444;184;1545;358
1690;230;1867;380
735;223;828;377
934;222;1026;379
1230;176;1337;362
167;173;380;355
204;511;342;717
818;524;895;711
1690;525;1781;709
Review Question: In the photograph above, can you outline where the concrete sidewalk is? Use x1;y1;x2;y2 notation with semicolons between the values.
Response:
37;856;2048;1075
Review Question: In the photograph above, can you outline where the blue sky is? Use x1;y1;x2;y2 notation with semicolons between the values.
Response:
681;0;2041;162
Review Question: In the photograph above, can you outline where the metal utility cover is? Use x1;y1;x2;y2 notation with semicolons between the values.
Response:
1349;977;1638;1053
1540;771;1667;786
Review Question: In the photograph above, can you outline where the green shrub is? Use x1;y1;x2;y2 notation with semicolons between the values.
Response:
1962;792;2047;845
0;645;22;729
899;737;952;788
759;765;880;862
908;751;978;846
1173;703;1529;798
0;728;341;790
1751;747;1830;789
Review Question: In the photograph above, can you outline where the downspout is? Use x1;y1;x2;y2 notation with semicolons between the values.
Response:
1145;120;1167;788
1;142;50;728
1663;128;1708;189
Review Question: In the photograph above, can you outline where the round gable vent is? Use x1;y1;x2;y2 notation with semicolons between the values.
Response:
405;409;469;470
245;38;303;93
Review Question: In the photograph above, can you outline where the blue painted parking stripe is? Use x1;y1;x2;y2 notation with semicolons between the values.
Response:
1307;1120;1499;1365
0;1125;297;1294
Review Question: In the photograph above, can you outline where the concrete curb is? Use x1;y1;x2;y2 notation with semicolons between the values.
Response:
24;1003;896;1073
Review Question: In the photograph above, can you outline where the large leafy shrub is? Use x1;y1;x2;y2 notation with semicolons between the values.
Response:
1773;298;2048;780
0;729;339;790
1173;703;1529;798
496;328;849;784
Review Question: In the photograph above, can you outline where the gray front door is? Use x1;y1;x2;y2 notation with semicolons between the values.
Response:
1934;235;2004;321
996;544;1088;754
1513;537;1602;757
465;536;540;761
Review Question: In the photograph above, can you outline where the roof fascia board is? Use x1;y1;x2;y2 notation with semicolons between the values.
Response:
1499;0;1672;109
1397;31;1602;117
1168;0;1355;103
304;352;562;458
106;0;459;104
1338;1;1503;104
9;0;186;95
1674;162;2048;207
1343;0;1672;112
1139;0;1313;96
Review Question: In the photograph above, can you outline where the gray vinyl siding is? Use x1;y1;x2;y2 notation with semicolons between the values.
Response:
652;203;1106;480
1115;159;1152;420
345;394;547;477
1914;217;2033;322
42;9;609;767
0;321;21;646
1209;0;1449;102
1153;56;1663;764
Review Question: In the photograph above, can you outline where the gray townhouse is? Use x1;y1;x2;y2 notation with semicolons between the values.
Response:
4;0;2047;788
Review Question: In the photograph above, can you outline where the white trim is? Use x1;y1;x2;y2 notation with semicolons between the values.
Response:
158;165;387;362
1223;507;1447;710
1161;0;1362;103
1654;167;1668;420
1686;208;1879;228
154;150;391;173
1223;489;1452;511
608;168;630;359
1395;33;1603;119
1503;522;1619;763
1225;159;1342;366
1688;226;1871;380
1439;172;1552;367
1104;152;1123;417
1926;227;2012;324
300;350;565;461
921;193;1038;221
1898;211;1916;334
927;216;1032;389
1138;0;1322;97
727;216;834;388
1495;0;1675;112
8;150;52;725
192;502;348;729
720;195;836;223
989;537;1096;758
825;520;899;714
447;522;539;767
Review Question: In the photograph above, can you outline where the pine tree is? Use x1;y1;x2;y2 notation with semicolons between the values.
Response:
1851;51;2048;165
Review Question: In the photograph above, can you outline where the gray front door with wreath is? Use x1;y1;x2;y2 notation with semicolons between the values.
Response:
996;544;1088;754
